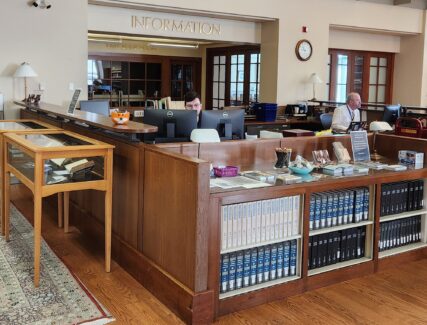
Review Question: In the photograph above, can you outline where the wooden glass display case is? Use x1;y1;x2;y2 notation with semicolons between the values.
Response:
0;120;61;235
2;130;114;287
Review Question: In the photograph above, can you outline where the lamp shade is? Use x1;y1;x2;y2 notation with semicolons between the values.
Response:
14;62;37;78
369;121;393;132
309;73;322;84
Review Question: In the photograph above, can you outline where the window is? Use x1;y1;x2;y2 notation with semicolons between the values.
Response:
328;49;394;104
206;46;260;109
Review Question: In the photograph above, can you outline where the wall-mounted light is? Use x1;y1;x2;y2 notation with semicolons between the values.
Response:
88;38;123;44
32;0;51;9
148;42;199;49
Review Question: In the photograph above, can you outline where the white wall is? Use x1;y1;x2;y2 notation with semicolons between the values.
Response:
0;1;87;118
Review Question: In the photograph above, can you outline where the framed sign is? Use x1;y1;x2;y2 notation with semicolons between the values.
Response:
67;89;81;115
350;130;370;162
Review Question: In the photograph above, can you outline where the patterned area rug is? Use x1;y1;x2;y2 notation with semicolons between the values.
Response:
0;204;114;324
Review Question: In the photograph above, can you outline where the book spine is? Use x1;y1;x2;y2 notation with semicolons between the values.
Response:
257;247;265;284
228;252;237;291
309;195;315;231
243;249;251;287
236;251;244;289
220;254;229;293
221;206;228;250
290;240;297;276
276;242;284;278
250;248;258;285
283;241;290;277
263;245;271;282
270;244;278;280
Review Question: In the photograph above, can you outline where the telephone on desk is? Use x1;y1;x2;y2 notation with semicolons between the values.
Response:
285;104;308;119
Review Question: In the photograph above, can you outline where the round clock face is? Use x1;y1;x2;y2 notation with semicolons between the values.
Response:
296;40;312;61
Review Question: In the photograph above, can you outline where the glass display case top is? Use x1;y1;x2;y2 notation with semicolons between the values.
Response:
0;121;47;131
17;133;92;147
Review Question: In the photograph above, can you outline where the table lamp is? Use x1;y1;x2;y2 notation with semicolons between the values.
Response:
14;62;38;101
369;121;393;160
309;73;322;101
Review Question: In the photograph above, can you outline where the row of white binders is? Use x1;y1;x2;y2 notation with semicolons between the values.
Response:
220;239;298;294
309;187;370;231
221;196;301;251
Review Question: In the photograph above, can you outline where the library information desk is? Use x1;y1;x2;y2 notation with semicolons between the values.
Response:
0;120;61;235
142;134;427;323
2;130;114;287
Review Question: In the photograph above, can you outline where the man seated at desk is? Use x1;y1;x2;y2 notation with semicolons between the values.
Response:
184;91;202;120
331;92;361;133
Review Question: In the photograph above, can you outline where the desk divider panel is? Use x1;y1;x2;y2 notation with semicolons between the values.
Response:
143;147;210;292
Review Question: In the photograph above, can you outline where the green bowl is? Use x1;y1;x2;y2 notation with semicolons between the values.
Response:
289;166;314;175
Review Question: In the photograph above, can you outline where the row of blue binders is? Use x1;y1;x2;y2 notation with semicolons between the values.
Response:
220;239;298;293
380;180;424;216
221;196;300;251
309;187;369;231
379;216;421;251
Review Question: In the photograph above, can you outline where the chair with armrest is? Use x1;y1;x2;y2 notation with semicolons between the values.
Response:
320;113;333;129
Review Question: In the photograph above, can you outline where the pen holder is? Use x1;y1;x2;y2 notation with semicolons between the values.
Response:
275;148;292;169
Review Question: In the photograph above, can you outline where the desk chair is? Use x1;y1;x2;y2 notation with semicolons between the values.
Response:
80;100;110;116
190;129;220;143
320;113;333;129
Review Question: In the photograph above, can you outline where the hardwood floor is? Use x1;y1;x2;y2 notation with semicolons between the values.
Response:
10;184;427;324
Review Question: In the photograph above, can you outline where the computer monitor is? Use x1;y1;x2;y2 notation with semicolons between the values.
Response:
199;109;244;140
79;100;110;116
143;109;198;143
382;104;401;124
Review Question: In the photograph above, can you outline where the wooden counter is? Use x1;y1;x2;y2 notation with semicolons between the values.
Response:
15;101;157;134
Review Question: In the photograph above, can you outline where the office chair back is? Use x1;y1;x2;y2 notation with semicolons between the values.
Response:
320;113;333;129
80;100;110;116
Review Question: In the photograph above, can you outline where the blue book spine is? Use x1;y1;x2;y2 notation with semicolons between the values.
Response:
276;242;284;278
270;244;278;280
349;190;355;223
309;195;315;231
235;251;244;289
290;240;297;276
320;194;327;229
220;254;229;293
337;191;344;225
228;253;237;291
257;247;265;283
363;187;369;220
283;241;291;277
314;195;321;229
243;249;251;287
326;193;333;228
249;248;258;286
332;192;339;226
263;245;271;282
343;191;350;224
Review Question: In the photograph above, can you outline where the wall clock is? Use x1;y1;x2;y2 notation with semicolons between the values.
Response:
295;39;313;61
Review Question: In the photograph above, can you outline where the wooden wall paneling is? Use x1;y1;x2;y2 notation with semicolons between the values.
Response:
154;142;200;158
376;134;427;158
61;123;142;248
143;147;210;291
199;139;281;167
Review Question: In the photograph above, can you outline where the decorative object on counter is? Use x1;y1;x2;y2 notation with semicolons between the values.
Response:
288;155;314;174
111;109;130;125
275;147;292;168
370;121;393;160
333;142;351;164
213;166;239;177
312;149;331;166
399;150;424;169
14;62;38;101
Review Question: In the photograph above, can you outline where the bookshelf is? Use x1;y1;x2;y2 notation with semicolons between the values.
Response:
219;195;303;297
307;186;375;275
378;179;427;258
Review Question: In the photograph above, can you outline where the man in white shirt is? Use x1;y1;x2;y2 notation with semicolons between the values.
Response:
331;92;361;133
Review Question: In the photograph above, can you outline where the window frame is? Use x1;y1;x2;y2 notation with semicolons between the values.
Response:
328;49;394;104
206;45;260;109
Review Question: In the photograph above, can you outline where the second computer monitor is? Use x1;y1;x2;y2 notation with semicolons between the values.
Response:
143;109;198;143
382;104;401;124
199;109;244;140
80;100;110;116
